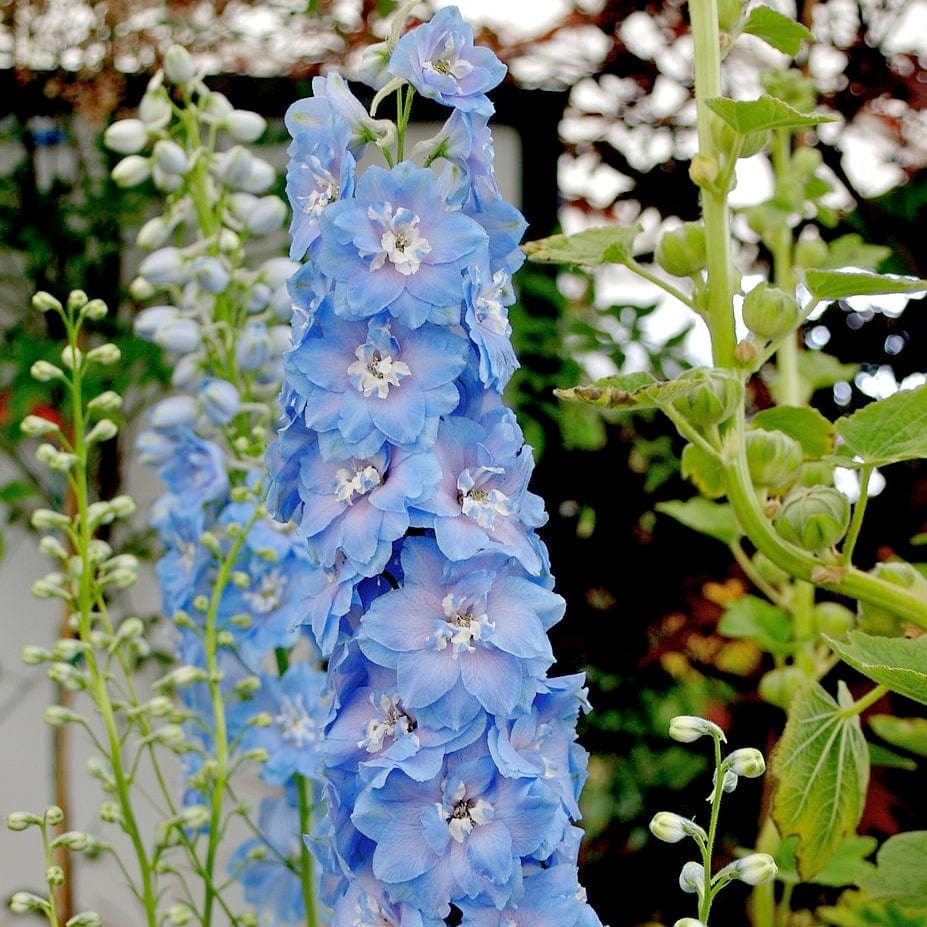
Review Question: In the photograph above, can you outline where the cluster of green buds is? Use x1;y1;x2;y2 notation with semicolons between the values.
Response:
649;716;777;926
6;806;101;926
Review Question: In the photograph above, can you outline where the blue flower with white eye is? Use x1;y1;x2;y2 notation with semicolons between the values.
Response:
317;160;488;329
456;864;605;927
294;433;441;574
149;494;212;618
285;94;356;261
463;262;519;391
142;424;229;509
358;536;562;726
414;407;547;575
351;740;562;918
284;307;467;459
328;861;444;927
234;662;332;787
388;6;506;117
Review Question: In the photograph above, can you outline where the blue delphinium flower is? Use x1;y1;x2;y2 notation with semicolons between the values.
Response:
266;8;604;927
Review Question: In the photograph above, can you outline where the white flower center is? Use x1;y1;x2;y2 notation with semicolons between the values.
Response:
358;693;416;753
301;156;339;217
347;344;411;399
365;203;431;276
441;781;493;843
274;693;319;748
352;894;397;927
426;37;474;84
243;568;286;614
475;271;511;334
429;592;494;655
334;463;382;503
457;466;513;529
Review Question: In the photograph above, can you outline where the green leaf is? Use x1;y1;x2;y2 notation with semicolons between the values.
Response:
751;405;834;458
766;351;858;407
681;441;726;499
719;594;793;653
804;269;927;302
742;6;814;56
834;386;927;468
554;371;658;409
869;714;927;758
856;832;927;911
813;835;880;887
826;631;927;706
707;95;835;135
523;224;642;267
770;680;869;880
825;234;892;272
655;497;740;546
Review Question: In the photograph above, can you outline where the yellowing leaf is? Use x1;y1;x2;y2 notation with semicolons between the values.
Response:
523;225;641;267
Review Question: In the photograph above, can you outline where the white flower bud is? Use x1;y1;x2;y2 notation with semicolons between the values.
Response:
21;645;52;664
10;891;48;914
103;118;149;154
707;768;739;800
191;256;229;293
99;802;122;823
137;215;173;250
47;662;86;690
21;414;60;436
87;390;123;413
139;90;171;127
80;299;108;321
52;639;89;661
215;146;253;187
200;378;240;425
649;811;706;844
47;864;65;886
139;247;187;286
150;395;199;429
111;154;151;188
31;360;64;382
223;109;266;143
731;853;778;886
129;275;155;300
32;291;63;313
86;420;118;445
45;806;65;826
166;903;194;925
725;747;766;778
163;45;197;85
86;344;121;366
114;616;145;643
679;860;705;895
66;911;103;927
153;665;208;689
673;920;707;927
201;91;233;120
51;830;89;851
108;495;137;518
245;196;287;236
153;138;189;175
669;715;726;744
143;723;186;747
31;508;71;530
239;157;276;194
60;344;82;370
218;228;241;252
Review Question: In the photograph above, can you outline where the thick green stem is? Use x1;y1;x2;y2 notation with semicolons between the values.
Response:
690;0;737;368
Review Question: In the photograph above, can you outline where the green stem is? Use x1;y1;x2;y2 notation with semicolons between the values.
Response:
841;465;872;566
626;258;698;309
40;820;60;927
841;683;890;718
698;734;726;923
66;313;158;927
690;0;737;368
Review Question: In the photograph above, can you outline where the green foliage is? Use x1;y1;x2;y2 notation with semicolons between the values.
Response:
855;831;927;913
833;385;927;468
740;6;814;56
826;632;927;706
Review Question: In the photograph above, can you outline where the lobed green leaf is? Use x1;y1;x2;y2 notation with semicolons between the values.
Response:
770;680;869;879
741;6;814;56
856;831;927;912
751;405;834;458
655;497;740;546
707;95;835;135
719;594;793;654
834;385;927;468
803;269;927;302
522;224;642;267
826;631;927;706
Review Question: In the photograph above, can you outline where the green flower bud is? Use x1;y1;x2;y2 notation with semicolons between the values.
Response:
52;830;89;851
46;864;65;886
668;714;726;743
709;113;768;160
743;203;788;239
45;805;65;826
774;486;850;551
758;665;806;709
31;508;72;530
99;802;123;824
745;428;804;491
655;222;707;278
167;904;194;926
671;368;741;428
814;602;855;639
689;155;719;188
10;891;49;915
742;282;799;340
66;912;103;927
858;560;927;637
797;460;835;488
7;811;42;831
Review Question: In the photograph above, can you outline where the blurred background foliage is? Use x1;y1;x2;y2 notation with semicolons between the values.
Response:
2;1;927;924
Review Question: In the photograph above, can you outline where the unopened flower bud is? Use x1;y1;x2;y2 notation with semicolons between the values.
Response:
31;508;71;530
31;360;65;382
858;560;927;637
21;645;53;664
46;864;65;886
774;486;850;551
166;903;194;925
200;377;240;425
794;236;829;269
87;391;123;414
179;805;210;830
216;146;253;187
7;811;42;831
139;247;187;286
153;139;189;175
10;891;48;914
80;299;108;321
85;420;118;444
191;256;230;294
725;747;766;777
679;860;705;895
111;154;151;188
689;155;718;188
671;368;740;427
52;830;89;851
245;196;287;236
137;216;173;250
814;601;855;639
223;109;267;143
129;275;155;300
669;715;726;743
674;920;707;927
730;853;778;885
66;911;103;927
104;118;149;154
45;805;65;826
32;291;63;313
139;88;172;127
239;158;276;194
649;811;706;844
742;282;799;340
758;665;806;709
655;222;706;278
150;395;198;429
21;414;61;436
164;45;197;84
108;495;136;518
745;427;803;491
